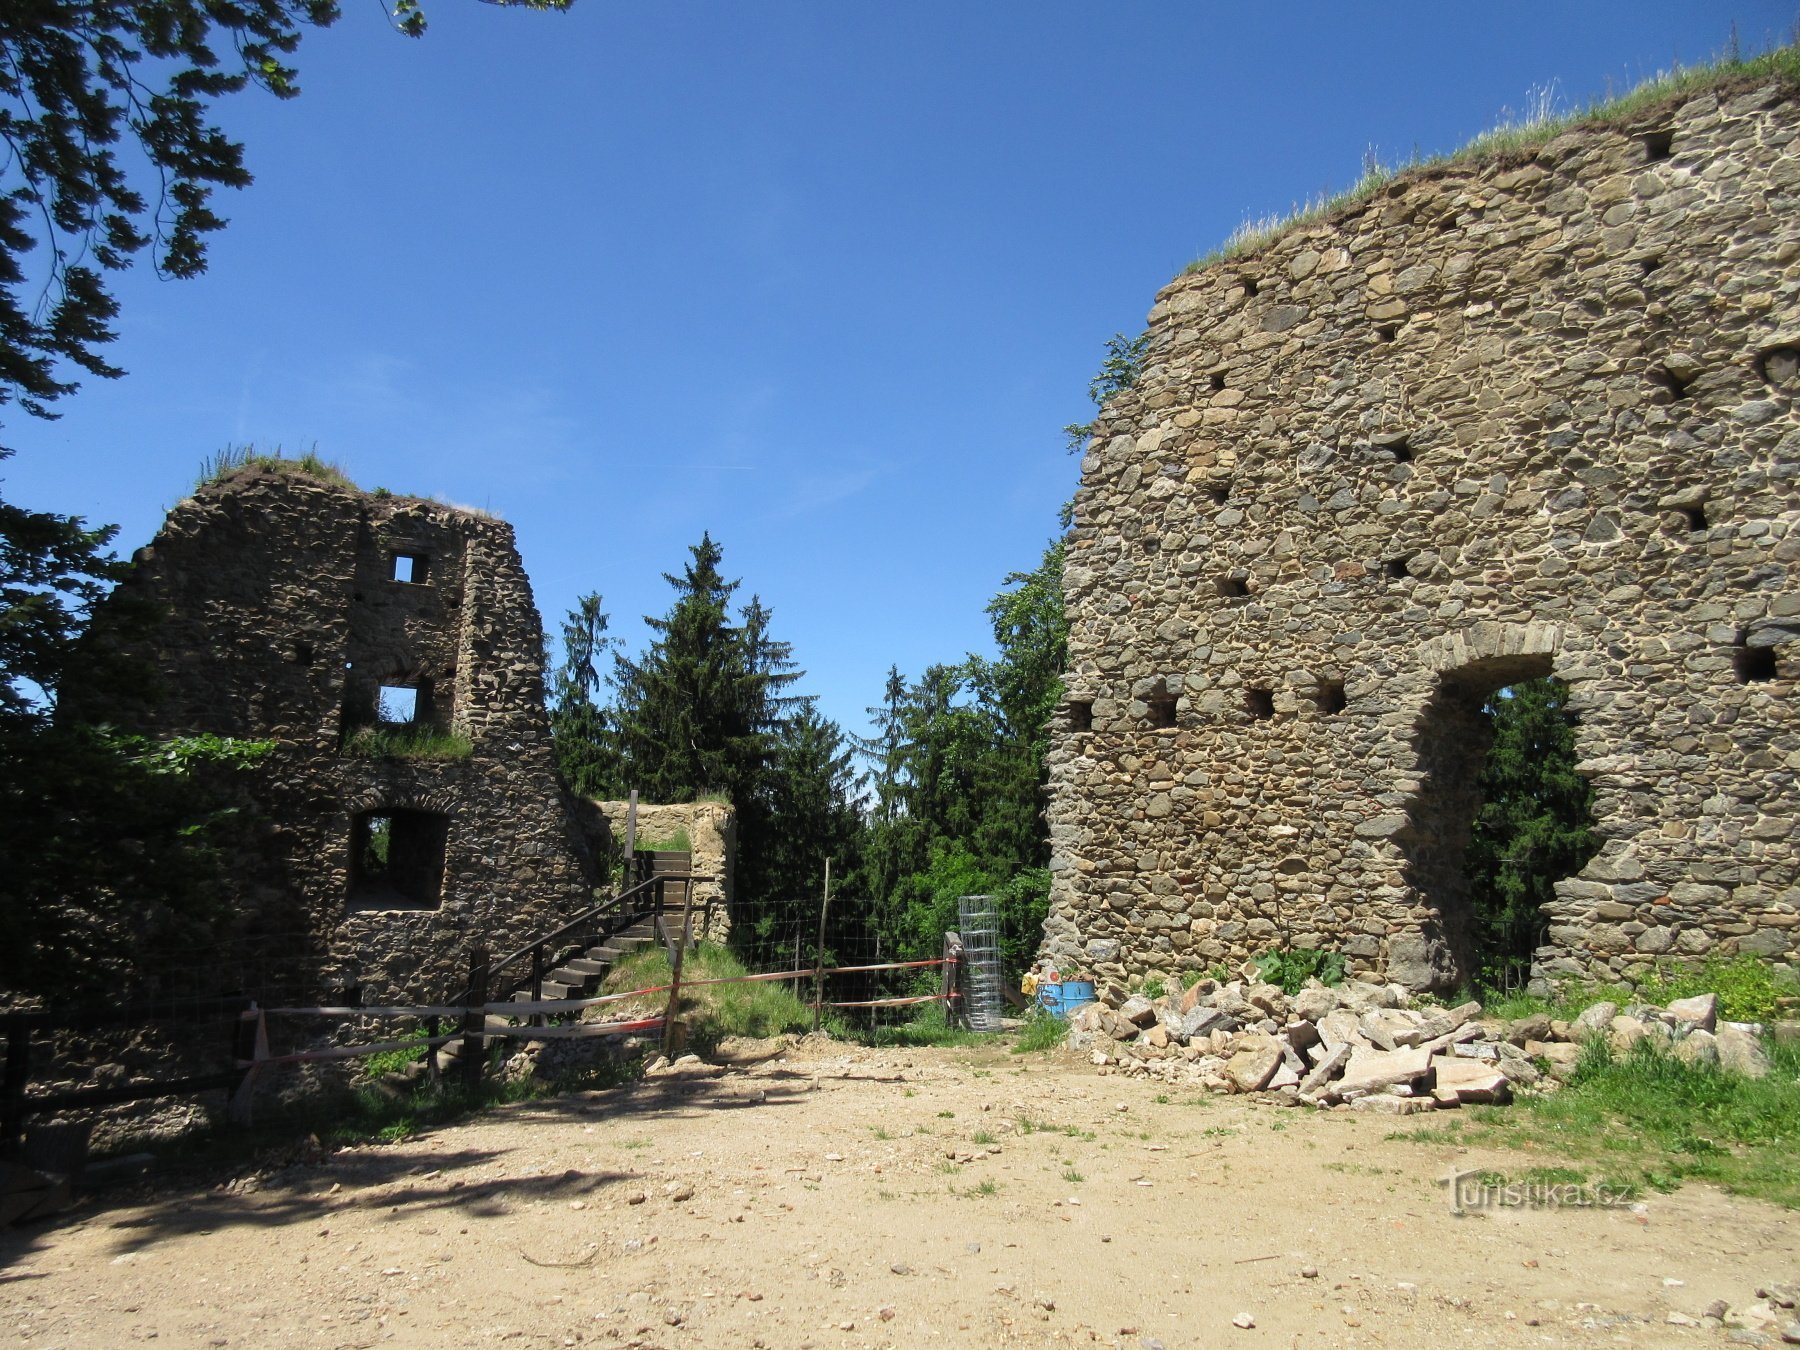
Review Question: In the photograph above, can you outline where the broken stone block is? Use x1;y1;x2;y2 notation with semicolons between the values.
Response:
1672;1028;1719;1067
1609;1014;1647;1053
1716;1024;1772;1078
1316;1008;1362;1052
1268;1060;1301;1090
1506;1012;1553;1046
1298;1041;1351;1095
1282;1019;1319;1052
1360;1008;1428;1051
1224;1032;1284;1093
1444;1000;1483;1028
1336;1044;1431;1097
1347;1092;1435;1115
1429;1054;1512;1104
1119;995;1158;1027
1667;993;1719;1032
1182;1006;1231;1041
1291;985;1339;1022
1573;1001;1617;1036
1246;983;1289;1019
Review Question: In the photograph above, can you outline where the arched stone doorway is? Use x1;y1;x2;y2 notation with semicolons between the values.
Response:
1390;623;1600;993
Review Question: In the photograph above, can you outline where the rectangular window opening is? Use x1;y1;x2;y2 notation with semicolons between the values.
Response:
378;684;423;723
1384;556;1413;580
1067;699;1093;733
1217;576;1250;599
1316;682;1347;715
1146;692;1178;730
391;552;430;584
1734;645;1777;685
1245;688;1275;721
349;809;448;910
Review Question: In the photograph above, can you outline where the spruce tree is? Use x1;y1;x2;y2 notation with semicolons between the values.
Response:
1465;676;1599;990
548;592;619;798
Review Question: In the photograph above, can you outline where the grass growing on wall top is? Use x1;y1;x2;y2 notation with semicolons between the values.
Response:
342;724;474;761
197;443;357;492
1185;37;1800;275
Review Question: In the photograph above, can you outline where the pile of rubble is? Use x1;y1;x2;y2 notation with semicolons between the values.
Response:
1066;977;1773;1113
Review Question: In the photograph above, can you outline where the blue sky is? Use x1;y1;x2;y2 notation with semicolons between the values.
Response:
4;1;1793;743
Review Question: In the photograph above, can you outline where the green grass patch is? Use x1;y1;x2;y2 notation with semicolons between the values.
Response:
1011;1008;1069;1054
637;828;692;853
342;724;474;761
1471;955;1797;1025
1394;1036;1800;1207
198;443;356;492
1185;39;1800;276
854;999;985;1049
604;941;812;1048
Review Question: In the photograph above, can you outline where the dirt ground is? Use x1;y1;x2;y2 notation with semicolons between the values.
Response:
3;1036;1797;1349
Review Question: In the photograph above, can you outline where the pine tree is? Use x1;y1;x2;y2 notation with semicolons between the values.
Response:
1465;676;1599;990
548;592;619;798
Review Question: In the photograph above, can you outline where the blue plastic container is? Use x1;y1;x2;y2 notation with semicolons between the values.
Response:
1037;980;1097;1019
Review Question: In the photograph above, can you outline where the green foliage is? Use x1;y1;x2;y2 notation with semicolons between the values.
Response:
1088;331;1150;407
1252;947;1347;994
857;998;984;1048
1399;1036;1800;1209
1141;976;1167;1000
854;540;1065;977
196;444;356;492
1639;956;1797;1026
548;592;621;797
341;724;472;760
605;940;812;1048
1465;677;1599;990
0;0;338;433
637;828;692;853
0;475;127;724
1;466;283;1002
1011;1007;1069;1054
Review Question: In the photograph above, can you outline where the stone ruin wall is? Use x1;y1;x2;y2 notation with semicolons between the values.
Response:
90;468;597;1004
1043;77;1800;995
591;799;737;943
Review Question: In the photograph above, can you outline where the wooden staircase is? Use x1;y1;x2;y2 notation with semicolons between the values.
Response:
375;862;699;1094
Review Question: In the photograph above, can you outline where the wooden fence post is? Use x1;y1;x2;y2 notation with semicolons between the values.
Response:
660;883;698;1057
812;859;832;1034
1;1024;29;1162
461;945;489;1095
529;942;545;1029
228;1007;266;1127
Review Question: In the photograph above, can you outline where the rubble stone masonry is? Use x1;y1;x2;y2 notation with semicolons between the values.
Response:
86;468;596;1003
1043;77;1800;993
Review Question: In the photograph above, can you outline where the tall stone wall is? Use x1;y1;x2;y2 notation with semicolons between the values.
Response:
1043;77;1800;994
83;467;597;1003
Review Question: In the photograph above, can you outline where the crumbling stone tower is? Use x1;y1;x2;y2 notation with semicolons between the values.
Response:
1044;76;1800;994
87;465;595;1002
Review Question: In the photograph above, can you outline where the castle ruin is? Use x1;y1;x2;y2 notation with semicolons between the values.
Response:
84;467;598;1003
1043;77;1800;993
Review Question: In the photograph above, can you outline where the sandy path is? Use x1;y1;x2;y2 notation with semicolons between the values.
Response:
3;1038;1796;1348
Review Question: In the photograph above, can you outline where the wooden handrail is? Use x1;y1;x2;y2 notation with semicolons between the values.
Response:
450;873;712;1005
